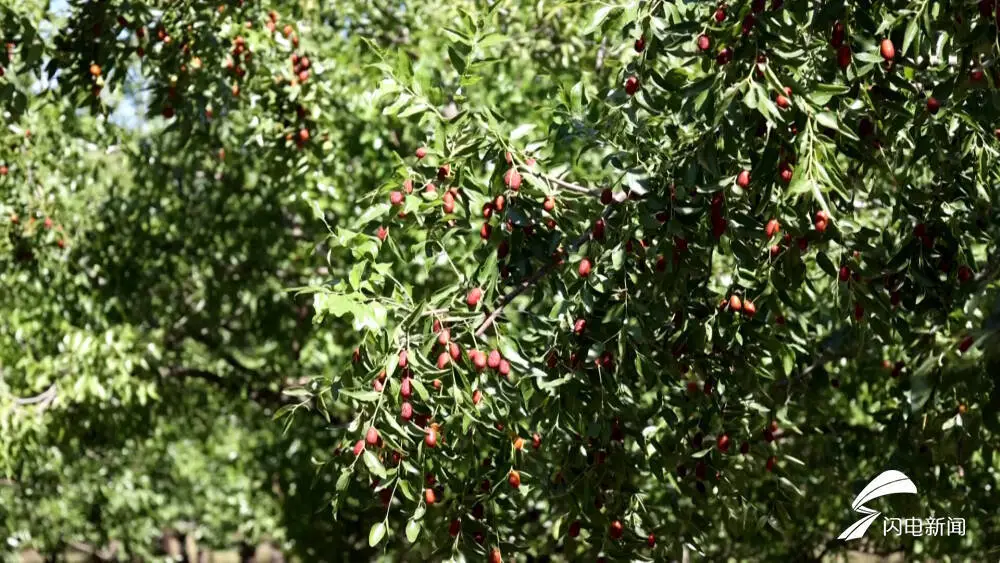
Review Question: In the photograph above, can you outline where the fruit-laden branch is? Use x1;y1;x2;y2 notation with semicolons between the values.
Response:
475;205;615;337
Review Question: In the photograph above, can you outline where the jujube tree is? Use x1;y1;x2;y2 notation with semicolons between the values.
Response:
309;1;999;561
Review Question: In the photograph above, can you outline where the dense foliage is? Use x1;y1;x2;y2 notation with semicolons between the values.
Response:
1;0;998;561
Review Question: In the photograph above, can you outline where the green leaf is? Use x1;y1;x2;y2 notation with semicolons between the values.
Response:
405;519;421;543
398;102;428;118
349;262;365;291
650;68;687;91
779;476;804;496
914;354;940;377
477;33;507;50
441;27;470;43
369;521;386;547
815;112;839;131
906;358;939;412
585;6;616;34
313;292;358;322
410;378;430;401
448;46;467;75
383;93;413;115
363;450;387;479
809;84;851;106
742;83;759;109
539;375;572;390
786;172;813;198
941;415;959;431
336;471;351;491
398;479;415;501
510;123;535;141
782;352;795;377
339;389;380;402
816;252;837;277
902;18;919;57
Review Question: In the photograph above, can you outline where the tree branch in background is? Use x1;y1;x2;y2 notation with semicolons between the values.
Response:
189;333;267;380
165;367;282;407
13;384;58;411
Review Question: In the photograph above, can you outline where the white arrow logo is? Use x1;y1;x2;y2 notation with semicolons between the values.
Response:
838;470;918;541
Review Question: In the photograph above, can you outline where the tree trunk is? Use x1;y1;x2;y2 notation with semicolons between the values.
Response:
160;531;184;561
182;533;197;563
238;542;256;563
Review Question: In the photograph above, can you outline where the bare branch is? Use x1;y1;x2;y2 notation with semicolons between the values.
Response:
13;384;57;409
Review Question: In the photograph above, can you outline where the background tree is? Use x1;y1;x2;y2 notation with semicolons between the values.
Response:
1;0;998;562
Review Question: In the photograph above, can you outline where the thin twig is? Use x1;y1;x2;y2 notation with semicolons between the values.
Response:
13;384;57;407
519;166;605;197
474;263;555;337
420;308;450;317
475;206;615;337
